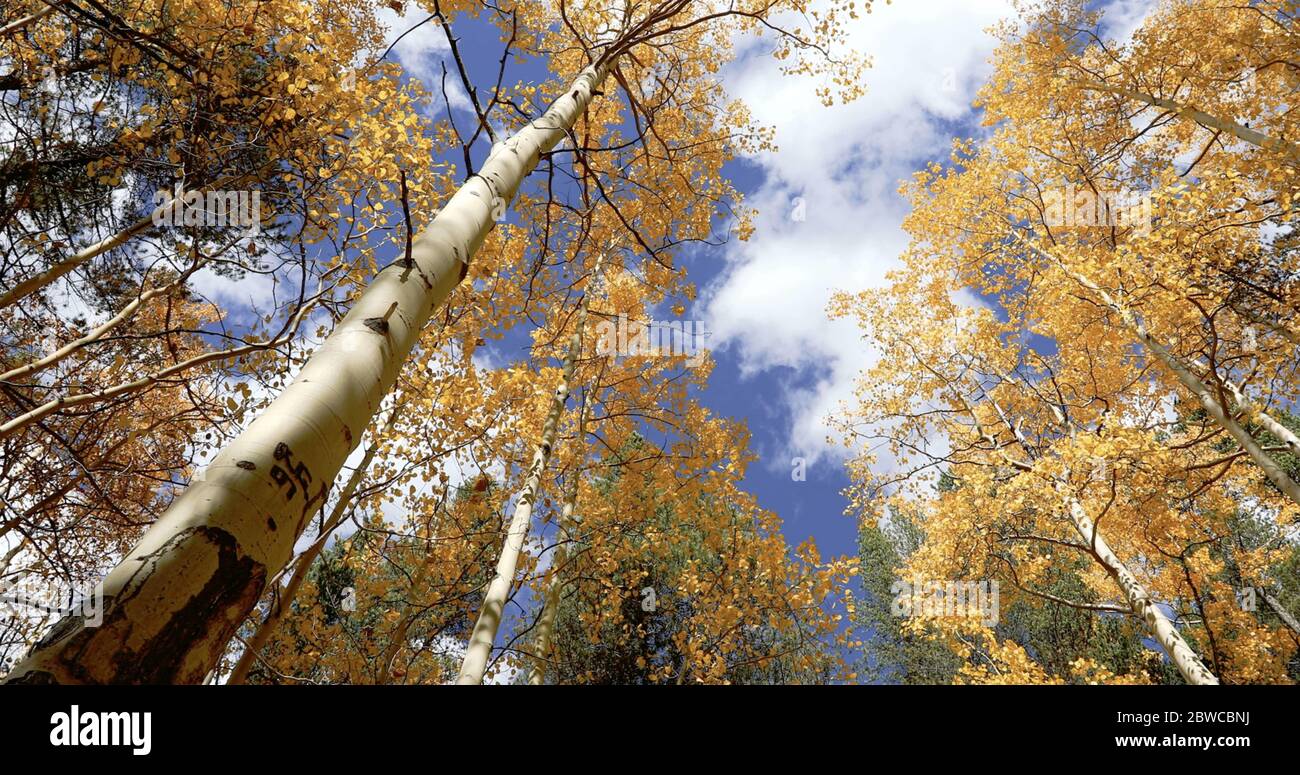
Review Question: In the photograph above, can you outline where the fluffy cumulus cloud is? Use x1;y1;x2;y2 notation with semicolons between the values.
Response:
1100;0;1159;41
703;0;1020;465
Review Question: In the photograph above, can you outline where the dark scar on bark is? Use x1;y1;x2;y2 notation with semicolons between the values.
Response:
395;256;433;290
3;526;266;685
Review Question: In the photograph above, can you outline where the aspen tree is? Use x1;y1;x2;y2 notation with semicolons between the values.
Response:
972;379;1218;684
831;269;1246;682
527;383;593;685
1015;235;1300;509
0;4;56;37
455;251;605;685
1260;591;1300;638
4;0;871;684
999;0;1300;164
243;471;503;684
0;0;447;672
824;0;1298;684
0;170;265;311
1063;494;1218;685
1077;82;1300;163
4;60;613;685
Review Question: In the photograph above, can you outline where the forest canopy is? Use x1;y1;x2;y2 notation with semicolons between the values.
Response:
0;0;1296;687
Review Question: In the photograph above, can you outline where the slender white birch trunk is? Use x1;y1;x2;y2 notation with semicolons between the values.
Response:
1062;490;1220;685
525;490;576;685
0;170;260;310
1259;588;1300;637
0;268;194;383
0;4;56;37
1219;376;1300;456
1168;354;1300;458
526;387;590;685
1229;302;1300;348
0;297;321;439
3;60;612;684
980;395;1219;684
1079;82;1300;161
0;210;165;310
455;254;602;685
1020;235;1300;507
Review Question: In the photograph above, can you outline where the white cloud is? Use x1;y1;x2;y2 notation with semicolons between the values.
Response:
376;8;471;113
704;0;1019;466
189;264;279;311
1100;0;1157;42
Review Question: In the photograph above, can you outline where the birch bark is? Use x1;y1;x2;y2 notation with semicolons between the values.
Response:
454;253;603;685
980;394;1218;684
526;385;590;685
1062;490;1220;685
0;4;56;37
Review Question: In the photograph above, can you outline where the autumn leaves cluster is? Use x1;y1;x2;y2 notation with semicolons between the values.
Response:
0;1;868;683
9;0;1287;687
835;0;1300;684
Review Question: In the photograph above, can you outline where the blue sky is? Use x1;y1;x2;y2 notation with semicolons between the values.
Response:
159;0;1167;681
355;0;1155;571
695;0;1152;563
179;1;1160;672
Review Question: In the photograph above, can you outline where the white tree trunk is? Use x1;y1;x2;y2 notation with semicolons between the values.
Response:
0;170;259;310
1218;376;1300;457
1259;588;1300;637
454;254;602;686
1063;492;1219;685
1080;81;1300;161
526;386;591;686
0;4;56;37
0;267;194;383
3;61;611;684
1022;235;1300;508
982;393;1219;684
525;492;576;686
